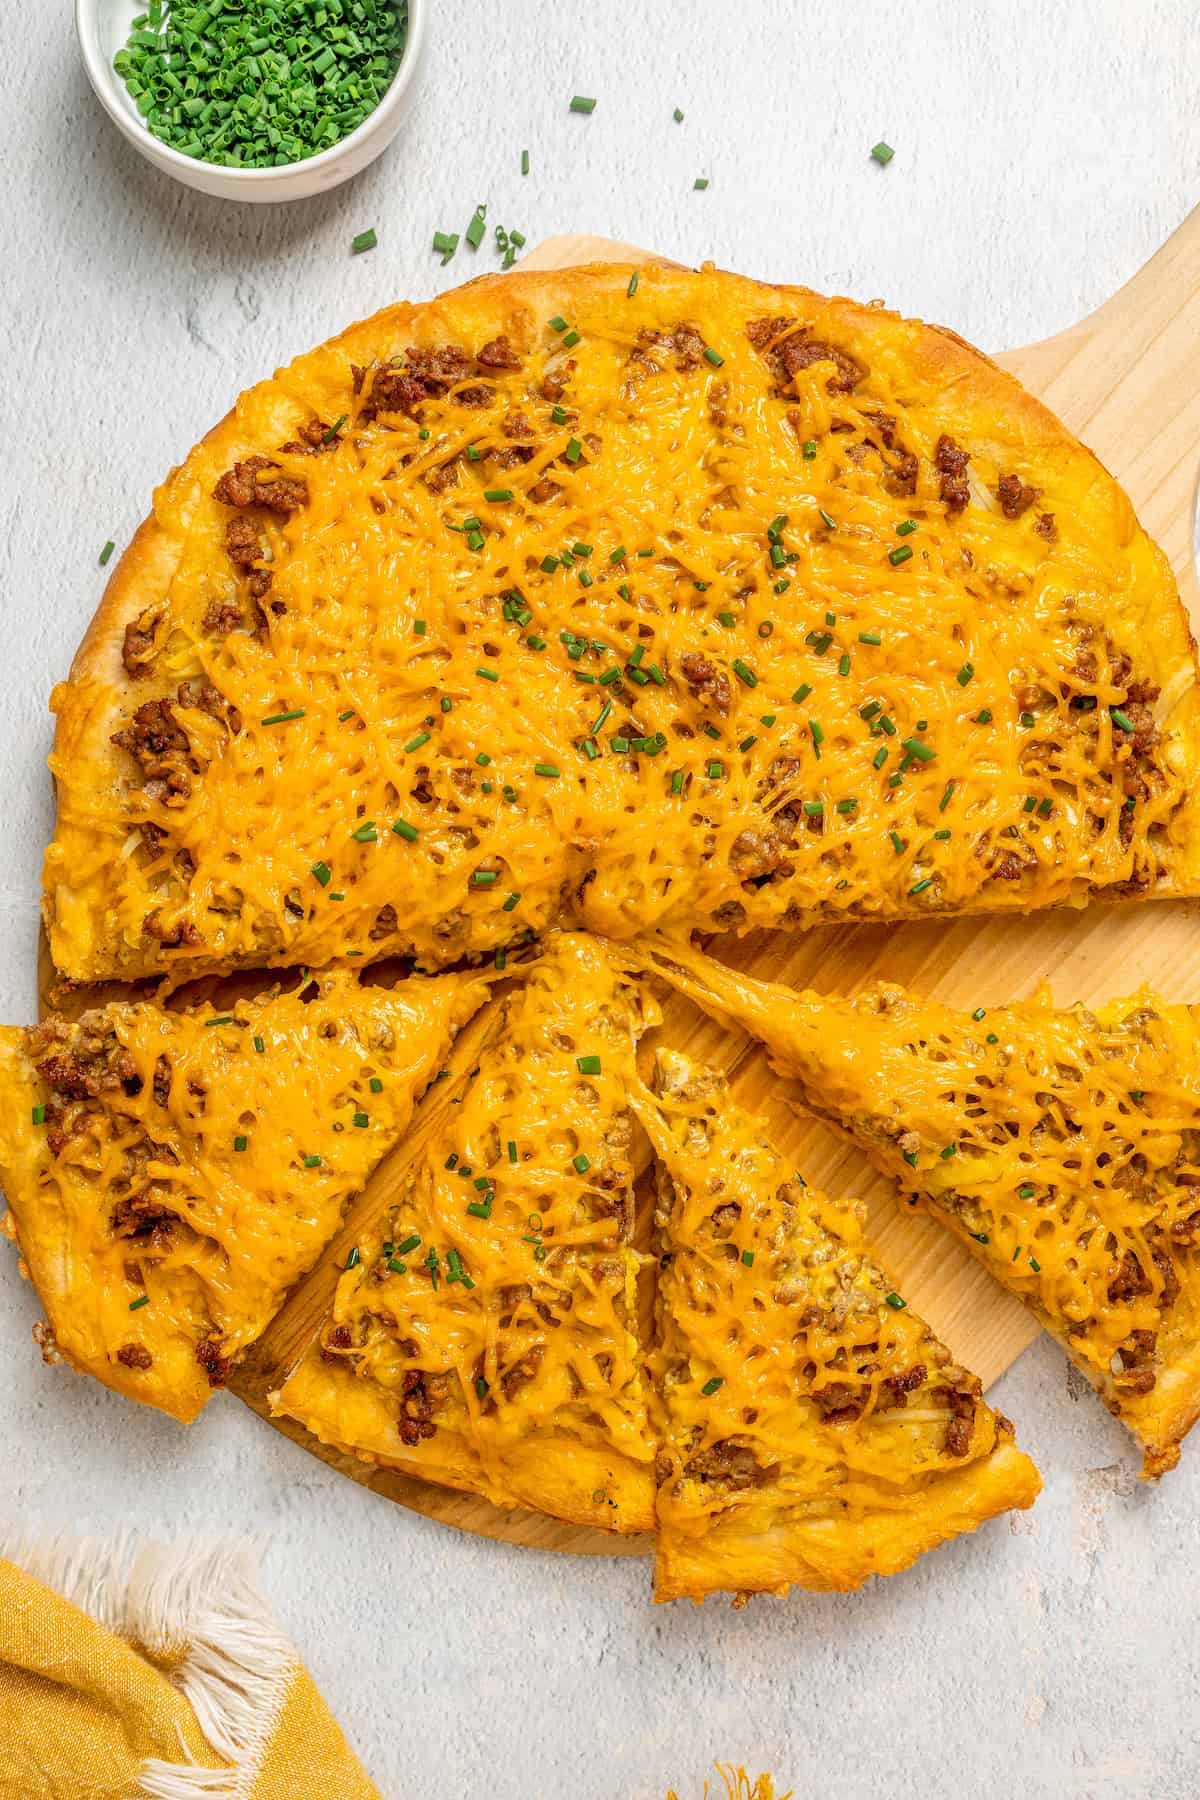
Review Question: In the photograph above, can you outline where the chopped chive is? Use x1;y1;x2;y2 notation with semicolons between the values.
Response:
31;1104;46;1125
956;662;974;686
701;1376;723;1395
1111;708;1134;732
350;821;378;842
99;539;116;566
939;782;955;812
741;1249;755;1268
909;876;933;895
871;141;895;165
577;1054;602;1075
573;1153;591;1173
392;819;419;842
476;666;500;682
802;440;817;459
353;1112;369;1129
261;709;305;725
352;228;377;254
884;1292;906;1310
233;1134;248;1153
694;176;709;190
896;519;918;536
859;631;882;645
311;861;332;886
570;95;597;113
818;508;836;530
253;1036;265;1054
304;1154;322;1168
703;346;724;367
565;438;582;464
465;205;487;250
561;329;581;349
792;683;812;703
484;488;514;503
901;736;936;762
732;658;757;688
521;149;529;175
534;762;561;778
673;107;684;122
405;730;431;753
889;830;904;854
888;544;913;566
129;1294;151;1311
627;271;639;297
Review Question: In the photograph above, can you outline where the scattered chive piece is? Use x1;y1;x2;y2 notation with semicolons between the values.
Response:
627;271;639;297
129;1295;151;1311
233;1134;248;1153
549;315;568;332
741;1249;755;1268
344;1246;361;1270
261;709;304;726
732;658;757;688
871;141;895;165
311;860;332;886
975;708;993;724
304;1154;321;1169
253;1036;265;1054
352;228;377;255
956;662;975;686
939;782;955;812
31;1104;46;1125
803;800;824;817
99;540;115;566
896;519;918;536
395;1235;422;1258
521;149;529;175
562;329;581;349
353;1112;369;1129
405;731;431;753
392;819;419;842
534;762;561;778
465;205;487;250
802;440;817;459
703;346;724;367
350;821;378;843
573;1153;591;1173
701;1377;723;1395
565;438;583;464
901;736;936;762
471;869;499;886
577;1054;602;1075
476;665;500;682
570;95;597;113
889;830;904;854
884;1292;906;1310
484;488;514;503
859;630;882;645
889;544;914;566
1111;708;1134;732
909;876;933;895
433;230;459;264
694;176;709;190
673;107;684;122
792;683;812;703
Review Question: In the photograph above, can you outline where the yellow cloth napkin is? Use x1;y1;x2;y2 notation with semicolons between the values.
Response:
0;1538;381;1800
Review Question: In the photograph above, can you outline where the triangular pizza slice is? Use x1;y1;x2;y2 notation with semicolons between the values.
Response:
0;969;485;1421
638;939;1200;1477
632;1048;1039;1601
272;933;660;1534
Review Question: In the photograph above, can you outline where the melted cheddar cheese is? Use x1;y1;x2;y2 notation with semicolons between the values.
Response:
45;264;1200;984
0;970;484;1420
273;934;660;1532
634;1049;1039;1601
639;939;1200;1477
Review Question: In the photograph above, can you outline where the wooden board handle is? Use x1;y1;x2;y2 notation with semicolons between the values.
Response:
997;202;1200;611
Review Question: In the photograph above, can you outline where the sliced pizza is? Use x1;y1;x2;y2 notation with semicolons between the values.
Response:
632;1048;1039;1601
0;969;485;1421
272;933;660;1533
637;938;1200;1477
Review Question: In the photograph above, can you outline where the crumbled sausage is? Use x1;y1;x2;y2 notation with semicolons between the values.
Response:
195;1337;231;1387
679;652;731;715
117;1344;153;1370
935;435;971;513
747;318;865;393
476;334;522;369
201;598;244;635
213;455;307;515
122;609;162;677
997;472;1041;518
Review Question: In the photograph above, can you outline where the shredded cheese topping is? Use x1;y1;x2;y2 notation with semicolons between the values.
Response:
638;937;1200;1475
46;265;1197;983
0;970;484;1420
308;934;659;1525
634;1048;1035;1595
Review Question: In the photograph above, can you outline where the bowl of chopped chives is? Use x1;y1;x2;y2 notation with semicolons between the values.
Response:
76;0;425;202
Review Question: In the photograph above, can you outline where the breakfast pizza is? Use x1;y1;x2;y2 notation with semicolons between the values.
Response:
635;939;1200;1477
44;263;1200;988
632;1049;1039;1600
0;970;485;1420
272;934;660;1532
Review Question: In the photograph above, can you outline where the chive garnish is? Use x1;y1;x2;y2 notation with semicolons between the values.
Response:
694;176;709;190
627;271;639;297
534;762;561;778
405;730;431;752
465;205;487;250
392;819;419;842
99;540;115;566
129;1295;151;1311
871;141;895;165
1111;708;1134;732
884;1292;906;1309
31;1104;45;1125
261;709;305;726
732;659;757;688
570;95;597;113
889;544;913;566
303;1154;321;1168
352;229;377;255
901;736;936;762
577;1055;602;1075
741;1250;754;1267
703;346;724;367
701;1376;722;1395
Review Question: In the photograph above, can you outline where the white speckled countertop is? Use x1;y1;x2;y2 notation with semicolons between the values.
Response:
3;4;1200;1795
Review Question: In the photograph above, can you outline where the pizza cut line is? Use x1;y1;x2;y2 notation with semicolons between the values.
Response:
632;936;1200;1478
43;263;1200;988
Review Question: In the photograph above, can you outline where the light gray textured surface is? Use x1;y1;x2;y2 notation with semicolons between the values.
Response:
3;4;1200;1795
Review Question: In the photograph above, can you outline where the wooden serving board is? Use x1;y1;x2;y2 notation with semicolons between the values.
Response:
51;219;1200;1559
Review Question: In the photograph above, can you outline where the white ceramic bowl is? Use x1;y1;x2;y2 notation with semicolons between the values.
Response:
76;0;425;203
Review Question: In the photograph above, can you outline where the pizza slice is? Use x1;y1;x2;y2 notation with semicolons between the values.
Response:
272;933;661;1533
632;1049;1039;1602
637;938;1200;1477
0;969;485;1421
